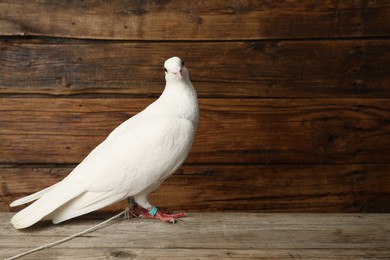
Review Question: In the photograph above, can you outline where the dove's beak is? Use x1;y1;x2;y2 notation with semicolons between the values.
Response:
177;69;182;79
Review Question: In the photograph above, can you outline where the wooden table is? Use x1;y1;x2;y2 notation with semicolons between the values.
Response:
1;213;389;259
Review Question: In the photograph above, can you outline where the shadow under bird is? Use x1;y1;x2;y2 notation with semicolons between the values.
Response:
10;56;199;229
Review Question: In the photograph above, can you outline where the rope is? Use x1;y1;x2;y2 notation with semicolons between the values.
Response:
5;208;130;260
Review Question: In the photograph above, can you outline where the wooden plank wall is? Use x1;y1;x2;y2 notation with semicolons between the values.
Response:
0;0;390;213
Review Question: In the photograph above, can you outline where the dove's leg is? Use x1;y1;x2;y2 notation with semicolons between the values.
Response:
132;194;186;222
126;197;147;218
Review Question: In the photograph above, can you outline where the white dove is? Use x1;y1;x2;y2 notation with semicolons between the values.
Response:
10;56;198;229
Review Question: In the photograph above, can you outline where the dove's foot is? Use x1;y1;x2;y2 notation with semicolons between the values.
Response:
129;204;186;223
152;211;187;223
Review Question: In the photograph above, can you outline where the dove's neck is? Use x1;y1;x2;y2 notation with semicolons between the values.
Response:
158;79;199;127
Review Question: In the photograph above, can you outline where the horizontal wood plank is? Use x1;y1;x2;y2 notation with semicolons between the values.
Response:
1;213;389;259
0;40;389;97
3;248;390;260
2;164;389;213
0;98;390;164
0;0;389;40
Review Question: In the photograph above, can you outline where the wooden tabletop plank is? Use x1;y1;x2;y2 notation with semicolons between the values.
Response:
0;1;389;40
3;248;390;260
0;40;389;98
1;213;389;259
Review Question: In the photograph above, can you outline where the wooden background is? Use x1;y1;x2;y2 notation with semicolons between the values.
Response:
1;0;390;213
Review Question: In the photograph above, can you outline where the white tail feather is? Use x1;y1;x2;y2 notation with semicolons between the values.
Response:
11;186;82;229
10;183;58;207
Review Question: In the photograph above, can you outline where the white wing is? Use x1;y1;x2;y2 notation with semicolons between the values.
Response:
11;115;195;229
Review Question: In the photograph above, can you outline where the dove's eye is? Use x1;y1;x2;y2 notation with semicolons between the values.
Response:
164;68;167;72
181;61;184;66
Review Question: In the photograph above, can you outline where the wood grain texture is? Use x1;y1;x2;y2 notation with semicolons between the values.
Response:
1;213;390;259
4;248;390;260
0;0;389;40
1;98;389;164
0;0;389;215
0;40;389;97
1;164;389;213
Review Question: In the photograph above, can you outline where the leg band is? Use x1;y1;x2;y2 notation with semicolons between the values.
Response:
148;206;158;216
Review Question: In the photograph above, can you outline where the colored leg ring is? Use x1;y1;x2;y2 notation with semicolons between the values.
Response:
148;206;158;216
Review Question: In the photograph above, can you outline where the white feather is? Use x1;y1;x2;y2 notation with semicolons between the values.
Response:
10;57;198;229
10;183;58;207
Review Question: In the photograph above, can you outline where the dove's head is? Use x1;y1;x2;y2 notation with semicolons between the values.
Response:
164;56;190;82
